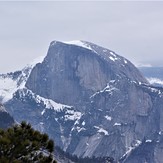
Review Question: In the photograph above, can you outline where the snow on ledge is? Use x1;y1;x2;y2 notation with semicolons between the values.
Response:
121;140;142;159
94;126;109;135
104;115;112;121
145;139;152;143
114;122;121;126
17;88;71;113
98;128;109;135
64;40;92;51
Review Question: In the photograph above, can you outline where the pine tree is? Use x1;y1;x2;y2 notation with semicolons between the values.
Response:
0;121;57;163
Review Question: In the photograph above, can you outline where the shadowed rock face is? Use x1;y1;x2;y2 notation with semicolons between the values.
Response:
0;104;14;129
3;41;163;162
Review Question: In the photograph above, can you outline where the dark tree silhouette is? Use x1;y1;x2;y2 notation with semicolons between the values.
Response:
0;121;57;163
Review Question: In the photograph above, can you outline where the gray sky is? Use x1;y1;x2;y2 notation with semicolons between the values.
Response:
0;1;163;73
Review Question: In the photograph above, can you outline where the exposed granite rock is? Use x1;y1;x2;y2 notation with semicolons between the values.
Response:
0;103;14;129
25;41;147;109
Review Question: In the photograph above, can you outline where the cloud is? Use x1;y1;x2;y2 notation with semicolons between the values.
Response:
135;63;152;68
147;78;163;86
0;1;163;73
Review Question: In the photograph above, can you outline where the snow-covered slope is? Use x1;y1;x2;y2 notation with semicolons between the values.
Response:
5;87;82;150
0;56;45;103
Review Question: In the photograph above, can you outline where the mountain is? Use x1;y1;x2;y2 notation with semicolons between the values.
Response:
1;40;163;162
0;103;14;129
0;56;44;103
139;67;163;87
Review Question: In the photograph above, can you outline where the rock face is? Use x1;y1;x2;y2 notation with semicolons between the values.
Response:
26;41;147;108
0;103;14;129
1;40;163;162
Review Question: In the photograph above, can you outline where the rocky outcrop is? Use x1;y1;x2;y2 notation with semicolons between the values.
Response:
2;40;163;162
25;41;147;109
0;103;14;129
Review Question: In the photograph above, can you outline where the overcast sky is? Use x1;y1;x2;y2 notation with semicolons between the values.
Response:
0;1;163;73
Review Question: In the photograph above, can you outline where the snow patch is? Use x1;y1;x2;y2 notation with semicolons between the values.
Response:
109;56;116;62
18;88;72;113
98;128;109;135
150;88;158;92
94;126;109;135
114;123;121;126
146;139;152;143
90;84;117;99
41;109;46;115
121;140;141;159
36;95;70;112
124;59;128;64
104;115;112;121
109;56;118;62
108;51;120;62
64;40;92;51
110;51;115;56
135;140;142;146
76;126;86;133
64;110;82;121
82;121;86;126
